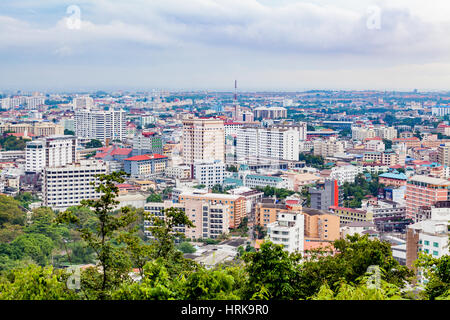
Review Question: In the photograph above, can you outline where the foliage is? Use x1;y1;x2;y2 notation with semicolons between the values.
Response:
146;193;162;203
177;242;196;254
0;195;26;227
64;129;75;135
0;134;27;151
85;139;103;148
242;241;302;300
255;186;295;200
342;173;384;208
415;253;450;300
0;264;77;300
14;192;40;210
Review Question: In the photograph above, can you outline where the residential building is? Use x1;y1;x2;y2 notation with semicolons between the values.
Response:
309;180;342;211
267;212;304;254
182;118;225;165
192;160;225;188
313;137;345;157
329;206;373;225
25;135;77;173
132;131;164;156
405;175;450;221
74;108;126;142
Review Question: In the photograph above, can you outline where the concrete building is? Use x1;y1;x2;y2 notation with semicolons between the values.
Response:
405;175;450;221
313;137;345;158
309;180;342;211
236;127;299;163
329;206;373;225
329;165;362;185
179;192;246;229
25;135;77;173
132;131;164;156
437;143;450;166
267;212;304;254
0;122;64;137
253;106;287;119
74;108;126;142
192;160;225;188
182;118;225;165
42;160;108;210
124;154;168;177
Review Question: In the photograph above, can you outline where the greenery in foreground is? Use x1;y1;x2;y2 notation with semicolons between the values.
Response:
0;173;448;300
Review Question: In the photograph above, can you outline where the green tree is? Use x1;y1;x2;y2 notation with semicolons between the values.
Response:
147;193;162;203
64;129;75;135
0;264;77;300
415;253;450;300
56;171;137;300
177;242;196;254
85;139;103;148
242;241;302;300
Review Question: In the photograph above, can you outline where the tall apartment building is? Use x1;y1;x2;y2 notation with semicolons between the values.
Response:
179;192;245;229
352;126;376;141
132;131;163;156
374;126;398;140
236;127;299;163
73;96;94;109
302;208;340;242
42;160;108;210
405;175;450;221
192;160;225;188
329;165;362;185
309;180;342;211
270;122;307;141
75;108;126;142
25;135;77;173
182;118;225;165
267;212;305;254
253;106;287;119
437;143;450;166
313;137;345;157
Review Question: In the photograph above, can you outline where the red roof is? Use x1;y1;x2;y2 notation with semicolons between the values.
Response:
110;148;132;156
124;154;167;161
142;132;157;137
7;132;35;137
94;152;108;159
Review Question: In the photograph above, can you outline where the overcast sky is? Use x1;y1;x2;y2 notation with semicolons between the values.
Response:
1;0;450;92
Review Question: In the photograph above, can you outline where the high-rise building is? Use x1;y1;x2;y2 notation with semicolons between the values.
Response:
313;137;345;157
25;135;77;173
75;108;126;142
182;118;225;165
42;160;108;210
236;127;299;163
73;96;94;109
438;143;450;166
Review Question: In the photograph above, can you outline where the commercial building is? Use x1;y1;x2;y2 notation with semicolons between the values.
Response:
253;106;287;119
123;154;169;176
0;122;64;137
42;160;108;210
313;137;345;158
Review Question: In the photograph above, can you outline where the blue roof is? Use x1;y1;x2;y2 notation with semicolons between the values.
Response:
379;172;407;180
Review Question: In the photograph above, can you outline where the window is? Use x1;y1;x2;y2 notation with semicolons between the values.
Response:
424;240;430;246
433;242;439;248
433;251;439;256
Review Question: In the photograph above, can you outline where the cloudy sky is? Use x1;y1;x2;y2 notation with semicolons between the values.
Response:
1;0;450;92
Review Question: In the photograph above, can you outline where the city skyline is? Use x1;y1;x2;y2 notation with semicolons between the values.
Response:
1;0;450;92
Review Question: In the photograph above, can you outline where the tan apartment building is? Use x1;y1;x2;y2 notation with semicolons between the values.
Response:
0;122;64;137
182;118;225;165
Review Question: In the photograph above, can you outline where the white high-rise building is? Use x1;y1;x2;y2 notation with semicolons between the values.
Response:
75;108;126;142
25;135;77;173
236;127;299;163
192;160;225;188
42;160;108;210
182;118;225;165
73;96;94;109
267;211;305;254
